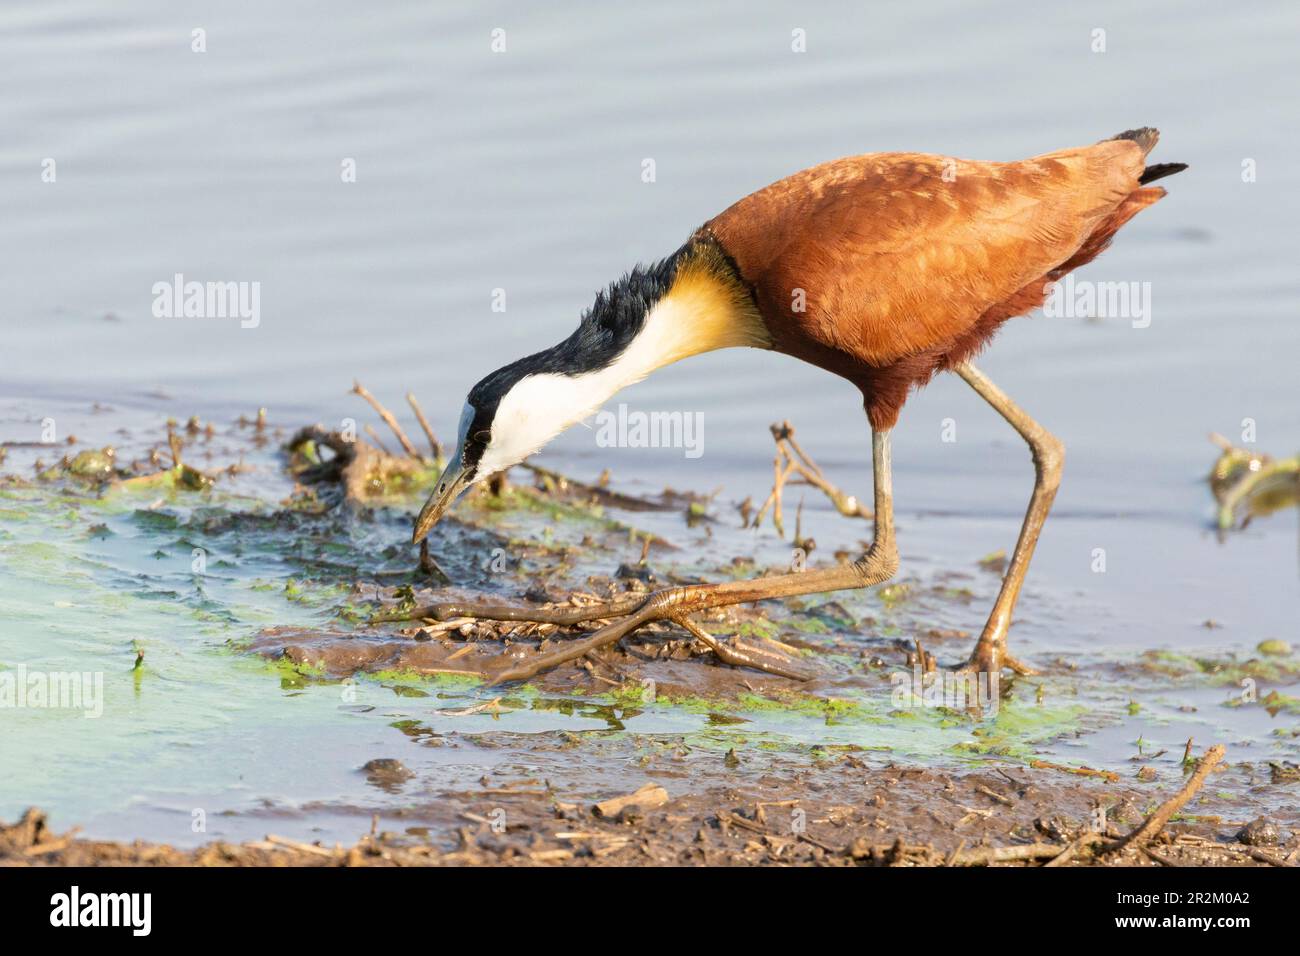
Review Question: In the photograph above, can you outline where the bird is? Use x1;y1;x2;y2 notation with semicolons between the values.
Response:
412;127;1186;682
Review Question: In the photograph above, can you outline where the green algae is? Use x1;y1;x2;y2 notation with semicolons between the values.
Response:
1140;648;1300;685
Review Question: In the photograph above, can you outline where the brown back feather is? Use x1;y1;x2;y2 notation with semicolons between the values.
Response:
706;142;1170;428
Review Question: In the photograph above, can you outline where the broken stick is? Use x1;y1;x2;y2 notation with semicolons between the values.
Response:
405;392;444;463
1107;744;1225;853
593;783;669;818
752;421;873;535
352;381;425;462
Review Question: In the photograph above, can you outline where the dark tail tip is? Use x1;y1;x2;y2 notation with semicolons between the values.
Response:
1139;162;1188;185
1108;127;1161;155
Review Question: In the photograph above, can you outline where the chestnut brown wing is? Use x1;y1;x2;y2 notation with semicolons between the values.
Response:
706;142;1147;366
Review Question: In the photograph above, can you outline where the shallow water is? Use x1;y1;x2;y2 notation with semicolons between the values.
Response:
2;1;1298;845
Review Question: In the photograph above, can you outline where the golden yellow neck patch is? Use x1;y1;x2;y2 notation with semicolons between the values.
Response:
641;245;771;370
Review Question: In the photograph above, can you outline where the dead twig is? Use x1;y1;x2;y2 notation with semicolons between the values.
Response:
593;784;668;818
406;392;444;463
1106;743;1225;854
975;784;1015;807
1029;760;1120;783
716;809;767;834
1248;848;1289;867
1142;846;1178;866
364;424;395;458
352;380;425;462
752;421;872;535
1043;832;1104;867
529;848;574;863
944;839;967;867
948;843;1063;866
265;834;341;858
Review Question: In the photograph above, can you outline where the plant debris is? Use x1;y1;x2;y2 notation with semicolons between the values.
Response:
1208;432;1300;530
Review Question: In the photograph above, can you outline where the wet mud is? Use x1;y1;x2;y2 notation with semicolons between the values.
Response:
6;757;1295;866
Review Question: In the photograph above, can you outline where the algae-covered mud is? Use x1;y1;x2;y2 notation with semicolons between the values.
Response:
2;394;1297;864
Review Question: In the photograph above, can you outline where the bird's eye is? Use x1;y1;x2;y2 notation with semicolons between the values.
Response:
438;482;446;493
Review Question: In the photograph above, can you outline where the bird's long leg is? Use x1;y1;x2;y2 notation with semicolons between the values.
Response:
953;362;1065;677
402;430;899;685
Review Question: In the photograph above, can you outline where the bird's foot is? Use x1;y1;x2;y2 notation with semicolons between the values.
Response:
955;638;1038;678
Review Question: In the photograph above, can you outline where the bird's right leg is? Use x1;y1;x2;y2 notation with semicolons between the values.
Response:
387;430;899;685
952;361;1064;678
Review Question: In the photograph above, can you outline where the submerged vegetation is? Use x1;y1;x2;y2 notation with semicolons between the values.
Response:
1208;433;1300;531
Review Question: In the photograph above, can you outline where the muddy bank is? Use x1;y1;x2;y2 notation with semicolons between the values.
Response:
5;756;1294;867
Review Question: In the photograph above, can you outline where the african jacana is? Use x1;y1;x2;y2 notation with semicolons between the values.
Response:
413;127;1185;679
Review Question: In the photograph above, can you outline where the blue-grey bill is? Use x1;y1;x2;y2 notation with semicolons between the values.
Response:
412;463;470;544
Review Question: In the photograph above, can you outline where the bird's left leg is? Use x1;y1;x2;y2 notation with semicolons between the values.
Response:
953;362;1064;677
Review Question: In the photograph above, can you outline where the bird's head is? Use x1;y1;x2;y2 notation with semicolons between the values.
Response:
412;255;679;545
411;355;592;543
412;238;768;543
